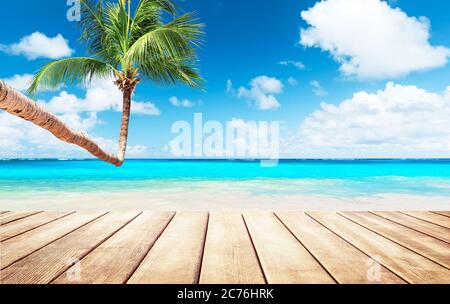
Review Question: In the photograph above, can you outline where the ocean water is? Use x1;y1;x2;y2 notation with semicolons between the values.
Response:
0;159;450;199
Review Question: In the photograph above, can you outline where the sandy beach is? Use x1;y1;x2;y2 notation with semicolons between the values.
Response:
2;188;450;211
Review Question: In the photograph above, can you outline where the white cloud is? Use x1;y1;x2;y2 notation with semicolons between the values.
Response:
279;60;305;69
310;80;327;96
42;77;160;116
3;74;33;91
0;111;97;158
4;74;62;92
1;32;74;60
229;76;283;110
300;0;450;79
297;82;450;158
287;77;298;86
169;96;201;108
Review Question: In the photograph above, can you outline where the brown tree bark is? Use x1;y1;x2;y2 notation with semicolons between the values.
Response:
117;89;132;163
0;80;127;167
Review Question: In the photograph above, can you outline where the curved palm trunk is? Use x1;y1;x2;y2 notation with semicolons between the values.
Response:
0;80;128;167
117;89;132;163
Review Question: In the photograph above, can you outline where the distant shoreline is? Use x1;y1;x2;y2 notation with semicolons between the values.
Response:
2;158;450;162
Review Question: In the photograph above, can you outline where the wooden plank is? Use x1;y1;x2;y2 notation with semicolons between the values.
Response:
1;211;140;284
53;212;174;284
341;212;450;269
401;211;450;229
243;212;335;284
433;211;450;218
200;212;265;284
0;211;10;215
127;212;208;284
373;211;450;244
1;211;74;242
0;211;106;270
308;212;450;283
0;211;43;225
276;212;405;284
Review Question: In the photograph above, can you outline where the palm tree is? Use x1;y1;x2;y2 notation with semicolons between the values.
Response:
0;0;203;166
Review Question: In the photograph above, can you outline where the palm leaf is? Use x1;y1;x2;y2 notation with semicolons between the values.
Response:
126;13;204;67
139;55;203;88
79;0;117;64
130;0;178;43
28;57;117;94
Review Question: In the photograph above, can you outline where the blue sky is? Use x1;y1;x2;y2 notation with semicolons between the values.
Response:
1;0;450;158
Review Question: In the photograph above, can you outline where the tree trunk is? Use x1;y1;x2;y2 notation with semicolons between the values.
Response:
0;80;126;167
117;88;132;164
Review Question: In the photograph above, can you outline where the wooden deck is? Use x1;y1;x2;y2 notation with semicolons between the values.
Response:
1;210;449;284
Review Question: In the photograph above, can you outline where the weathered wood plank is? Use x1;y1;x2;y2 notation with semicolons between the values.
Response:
276;212;405;284
53;212;174;284
200;212;265;284
127;212;208;284
433;211;450;218
373;211;450;243
243;212;335;284
0;211;43;225
341;212;450;269
308;212;450;283
400;211;450;229
1;212;140;284
1;211;74;242
0;211;106;270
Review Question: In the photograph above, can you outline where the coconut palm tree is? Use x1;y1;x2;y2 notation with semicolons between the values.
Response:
0;0;203;166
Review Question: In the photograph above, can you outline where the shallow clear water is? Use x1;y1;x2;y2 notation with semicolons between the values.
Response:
0;159;450;198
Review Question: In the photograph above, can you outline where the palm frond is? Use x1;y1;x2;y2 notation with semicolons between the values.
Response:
139;55;203;88
126;13;204;67
28;57;117;95
79;0;116;64
131;0;178;43
103;0;131;58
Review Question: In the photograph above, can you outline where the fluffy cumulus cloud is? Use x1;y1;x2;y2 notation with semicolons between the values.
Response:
297;82;450;158
42;77;160;116
228;76;283;110
4;74;62;92
0;32;74;60
3;74;33;91
169;96;201;108
300;0;450;79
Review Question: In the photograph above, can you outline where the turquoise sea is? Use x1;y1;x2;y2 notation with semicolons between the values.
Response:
1;159;450;198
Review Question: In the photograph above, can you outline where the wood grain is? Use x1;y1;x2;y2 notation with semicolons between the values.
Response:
341;212;450;269
433;211;450;218
1;212;140;284
276;212;405;283
373;211;450;243
0;211;106;270
53;212;174;284
127;212;208;284
1;210;449;284
200;212;265;284
308;212;450;283
0;211;43;225
243;212;335;284
1;211;74;242
400;211;450;229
